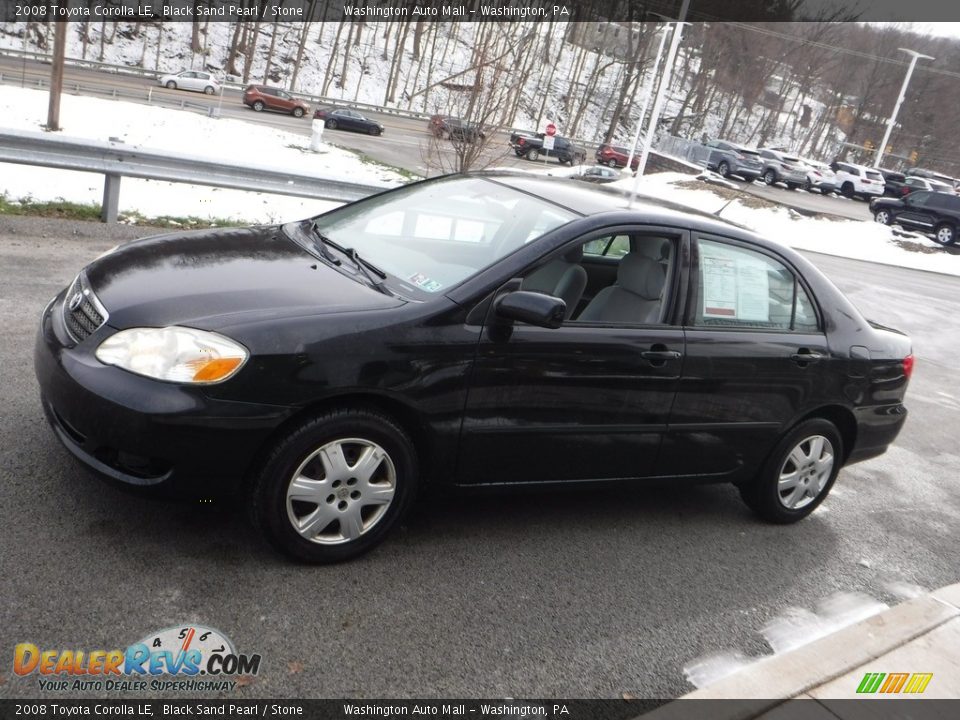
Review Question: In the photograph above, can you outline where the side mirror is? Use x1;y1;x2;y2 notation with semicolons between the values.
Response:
494;291;566;329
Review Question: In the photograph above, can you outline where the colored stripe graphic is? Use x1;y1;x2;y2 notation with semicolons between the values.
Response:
880;673;909;693
857;673;885;693
904;673;933;693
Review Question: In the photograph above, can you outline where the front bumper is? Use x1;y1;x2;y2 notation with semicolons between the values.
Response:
34;297;291;491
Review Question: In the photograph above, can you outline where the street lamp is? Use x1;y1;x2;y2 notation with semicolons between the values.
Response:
873;48;934;169
622;24;671;174
633;0;690;186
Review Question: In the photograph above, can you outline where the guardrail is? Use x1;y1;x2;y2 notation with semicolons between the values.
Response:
0;128;387;223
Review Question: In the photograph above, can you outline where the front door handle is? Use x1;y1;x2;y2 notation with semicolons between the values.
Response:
791;350;824;365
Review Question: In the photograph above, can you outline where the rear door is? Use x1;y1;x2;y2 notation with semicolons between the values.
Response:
896;191;938;230
658;234;830;480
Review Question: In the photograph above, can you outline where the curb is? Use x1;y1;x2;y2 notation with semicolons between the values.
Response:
639;582;960;720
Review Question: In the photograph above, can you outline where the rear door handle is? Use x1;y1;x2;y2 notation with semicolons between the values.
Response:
641;350;682;361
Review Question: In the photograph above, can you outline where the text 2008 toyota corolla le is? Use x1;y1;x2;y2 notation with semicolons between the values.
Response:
35;173;912;563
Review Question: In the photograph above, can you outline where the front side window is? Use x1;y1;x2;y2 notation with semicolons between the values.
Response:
303;177;577;295
693;239;818;331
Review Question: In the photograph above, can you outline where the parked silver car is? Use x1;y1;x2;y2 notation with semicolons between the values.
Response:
759;149;808;189
158;70;220;95
702;139;763;182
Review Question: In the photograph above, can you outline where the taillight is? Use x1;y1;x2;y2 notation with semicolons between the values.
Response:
903;354;914;379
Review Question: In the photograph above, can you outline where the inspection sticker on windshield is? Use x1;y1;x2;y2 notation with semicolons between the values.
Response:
408;273;443;292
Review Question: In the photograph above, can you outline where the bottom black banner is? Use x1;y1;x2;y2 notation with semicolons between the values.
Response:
0;699;957;720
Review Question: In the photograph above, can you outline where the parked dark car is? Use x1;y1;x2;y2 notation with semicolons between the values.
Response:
571;165;620;183
242;85;309;117
595;143;639;170
870;190;960;245
879;169;908;197
428;115;486;143
35;173;912;563
511;132;586;165
701;139;763;181
314;107;384;135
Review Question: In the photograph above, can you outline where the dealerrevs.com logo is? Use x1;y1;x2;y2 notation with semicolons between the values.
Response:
14;625;262;692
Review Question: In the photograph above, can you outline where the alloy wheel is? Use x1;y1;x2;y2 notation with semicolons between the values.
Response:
777;435;834;510
285;438;397;545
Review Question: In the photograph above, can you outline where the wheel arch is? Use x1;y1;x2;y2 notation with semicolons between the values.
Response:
796;404;858;464
244;391;438;490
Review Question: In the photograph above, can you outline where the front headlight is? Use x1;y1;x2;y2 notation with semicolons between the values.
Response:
95;327;249;384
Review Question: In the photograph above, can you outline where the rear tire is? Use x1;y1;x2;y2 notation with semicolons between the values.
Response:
764;169;777;186
204;86;215;95
739;418;842;524
718;161;731;178
525;148;539;161
934;223;957;246
249;409;418;563
841;182;854;198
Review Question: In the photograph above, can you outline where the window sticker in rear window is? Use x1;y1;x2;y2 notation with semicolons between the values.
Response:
700;243;770;322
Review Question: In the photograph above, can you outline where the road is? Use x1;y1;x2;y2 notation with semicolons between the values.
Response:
0;54;880;223
1;214;957;700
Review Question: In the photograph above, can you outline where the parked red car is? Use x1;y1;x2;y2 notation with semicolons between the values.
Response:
595;143;639;170
242;85;310;118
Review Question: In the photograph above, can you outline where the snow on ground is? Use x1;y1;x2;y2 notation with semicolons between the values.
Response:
1;82;957;278
0;85;409;224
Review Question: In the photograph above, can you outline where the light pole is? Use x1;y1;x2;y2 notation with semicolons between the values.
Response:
633;0;690;188
873;48;934;169
622;24;671;175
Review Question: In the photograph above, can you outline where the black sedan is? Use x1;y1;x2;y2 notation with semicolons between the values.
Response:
313;107;384;135
35;173;913;563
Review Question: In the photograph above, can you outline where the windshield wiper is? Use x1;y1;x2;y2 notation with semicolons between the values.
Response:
309;221;342;267
309;222;393;296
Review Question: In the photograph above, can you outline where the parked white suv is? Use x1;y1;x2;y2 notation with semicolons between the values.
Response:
830;161;885;200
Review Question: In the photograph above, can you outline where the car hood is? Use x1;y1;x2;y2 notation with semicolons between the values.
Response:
86;225;404;331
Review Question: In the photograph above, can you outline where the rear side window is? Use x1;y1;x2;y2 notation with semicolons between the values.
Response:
693;239;819;331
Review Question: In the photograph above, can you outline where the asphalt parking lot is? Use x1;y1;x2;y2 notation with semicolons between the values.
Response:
1;214;958;700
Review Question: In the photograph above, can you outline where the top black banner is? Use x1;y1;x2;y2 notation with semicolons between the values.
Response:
2;0;960;23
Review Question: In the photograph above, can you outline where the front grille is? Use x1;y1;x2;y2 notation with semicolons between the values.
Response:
62;274;108;343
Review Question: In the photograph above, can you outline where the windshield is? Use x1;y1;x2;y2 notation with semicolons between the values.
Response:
307;176;578;296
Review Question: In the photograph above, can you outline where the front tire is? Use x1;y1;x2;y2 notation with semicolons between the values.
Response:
718;161;730;178
252;101;265;112
607;159;618;168
934;223;957;246
165;81;177;90
874;209;891;225
325;119;338;129
764;169;777;186
740;418;842;524
250;409;418;563
369;126;381;136
292;107;305;118
841;182;854;198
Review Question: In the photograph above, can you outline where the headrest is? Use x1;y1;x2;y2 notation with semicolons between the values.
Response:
618;253;665;300
562;244;584;263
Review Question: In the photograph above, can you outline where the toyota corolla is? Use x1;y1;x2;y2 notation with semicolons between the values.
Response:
35;173;912;563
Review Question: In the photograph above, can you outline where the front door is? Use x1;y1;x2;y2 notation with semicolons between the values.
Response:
457;229;687;486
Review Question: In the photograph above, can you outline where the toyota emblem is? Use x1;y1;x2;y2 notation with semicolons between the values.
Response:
68;292;84;311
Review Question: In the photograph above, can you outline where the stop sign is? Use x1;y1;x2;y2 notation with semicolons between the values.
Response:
545;123;557;137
